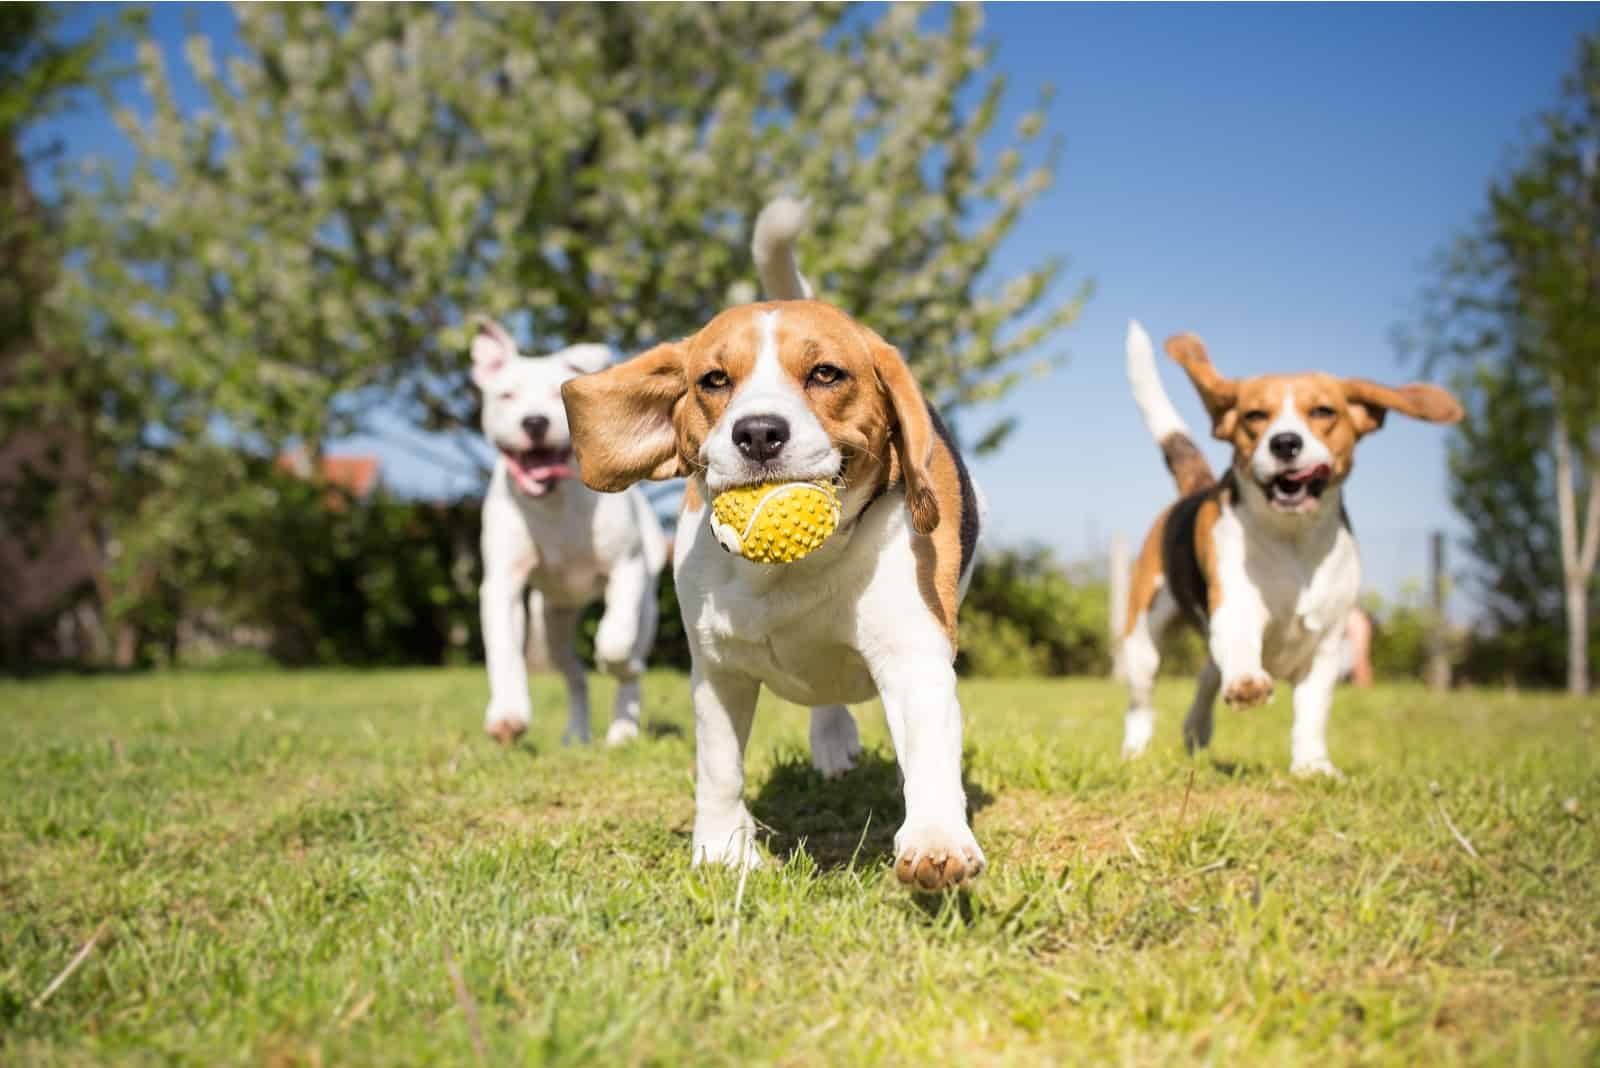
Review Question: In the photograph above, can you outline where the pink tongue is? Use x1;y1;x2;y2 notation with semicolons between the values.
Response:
1284;463;1331;485
509;460;574;496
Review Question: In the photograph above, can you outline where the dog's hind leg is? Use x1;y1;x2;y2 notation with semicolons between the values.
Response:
1183;658;1221;754
594;555;659;746
809;705;861;778
1122;587;1176;759
537;594;591;746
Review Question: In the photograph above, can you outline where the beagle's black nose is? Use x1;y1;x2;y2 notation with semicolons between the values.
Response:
1269;432;1303;461
522;415;550;443
732;414;790;463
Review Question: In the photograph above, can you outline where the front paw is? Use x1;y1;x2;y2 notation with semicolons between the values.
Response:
693;811;764;872
893;821;985;892
1291;758;1344;780
605;719;640;747
1222;672;1274;709
485;716;528;746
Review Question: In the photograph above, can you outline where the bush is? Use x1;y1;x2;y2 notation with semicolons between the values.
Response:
102;454;481;668
957;546;1112;677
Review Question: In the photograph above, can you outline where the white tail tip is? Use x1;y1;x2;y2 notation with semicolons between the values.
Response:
752;197;813;301
1125;318;1188;443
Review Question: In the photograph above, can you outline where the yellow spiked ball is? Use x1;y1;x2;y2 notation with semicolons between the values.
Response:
709;479;842;564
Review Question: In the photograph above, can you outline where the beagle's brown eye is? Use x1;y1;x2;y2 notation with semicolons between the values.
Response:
806;363;845;387
1243;410;1270;427
1310;405;1336;419
698;369;731;391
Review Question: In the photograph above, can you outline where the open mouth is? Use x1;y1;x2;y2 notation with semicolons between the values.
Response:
1263;463;1331;512
502;446;574;497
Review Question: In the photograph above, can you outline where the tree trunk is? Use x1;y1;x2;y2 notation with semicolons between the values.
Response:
1553;425;1599;696
1567;577;1590;696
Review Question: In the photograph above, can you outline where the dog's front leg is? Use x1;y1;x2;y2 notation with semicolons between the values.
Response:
593;555;659;747
1209;593;1275;710
536;594;592;746
481;565;534;744
690;665;762;870
1289;634;1344;778
875;657;984;891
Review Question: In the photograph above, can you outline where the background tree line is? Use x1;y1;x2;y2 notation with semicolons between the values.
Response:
2;2;1081;669
1406;32;1600;694
2;3;1595;688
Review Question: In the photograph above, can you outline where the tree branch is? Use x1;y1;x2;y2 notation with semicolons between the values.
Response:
1579;467;1600;580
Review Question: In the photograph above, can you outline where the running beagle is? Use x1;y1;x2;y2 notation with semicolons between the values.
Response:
1120;321;1462;776
561;277;984;891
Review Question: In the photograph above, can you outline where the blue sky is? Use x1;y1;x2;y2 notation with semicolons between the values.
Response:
34;4;1597;616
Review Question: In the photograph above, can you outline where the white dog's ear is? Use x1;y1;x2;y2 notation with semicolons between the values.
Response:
558;343;614;376
471;317;518;388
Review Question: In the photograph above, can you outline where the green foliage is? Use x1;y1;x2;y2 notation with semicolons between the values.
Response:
63;2;1079;459
37;2;1083;664
3;670;1597;1062
956;545;1206;678
958;545;1111;677
1359;582;1461;682
106;453;481;668
1403;31;1600;689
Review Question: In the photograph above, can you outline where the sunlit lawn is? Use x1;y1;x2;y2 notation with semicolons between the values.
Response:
3;668;1597;1064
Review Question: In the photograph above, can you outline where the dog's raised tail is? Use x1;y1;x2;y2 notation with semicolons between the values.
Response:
752;197;813;301
1126;320;1213;496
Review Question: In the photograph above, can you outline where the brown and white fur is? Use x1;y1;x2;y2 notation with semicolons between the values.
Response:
1120;321;1462;776
561;285;984;891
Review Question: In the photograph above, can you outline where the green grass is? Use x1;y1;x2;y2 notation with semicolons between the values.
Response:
2;669;1597;1065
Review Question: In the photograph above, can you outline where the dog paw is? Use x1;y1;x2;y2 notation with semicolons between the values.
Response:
893;822;985;892
809;706;862;779
1121;712;1155;759
692;815;764;872
605;719;640;747
1222;673;1274;709
1291;758;1344;780
485;718;527;746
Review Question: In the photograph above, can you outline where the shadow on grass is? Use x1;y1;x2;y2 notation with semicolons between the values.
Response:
1208;756;1272;779
750;747;994;873
644;721;686;740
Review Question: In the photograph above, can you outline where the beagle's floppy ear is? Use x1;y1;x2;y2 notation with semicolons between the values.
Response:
1341;379;1464;437
872;341;940;536
1166;333;1239;440
560;342;689;492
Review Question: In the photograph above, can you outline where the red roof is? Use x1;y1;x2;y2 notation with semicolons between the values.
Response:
275;450;381;499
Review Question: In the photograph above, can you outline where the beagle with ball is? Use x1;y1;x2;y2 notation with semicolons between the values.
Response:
1120;321;1461;776
560;233;984;891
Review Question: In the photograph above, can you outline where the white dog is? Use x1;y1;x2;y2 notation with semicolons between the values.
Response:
560;204;987;891
1119;321;1461;775
471;318;667;747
